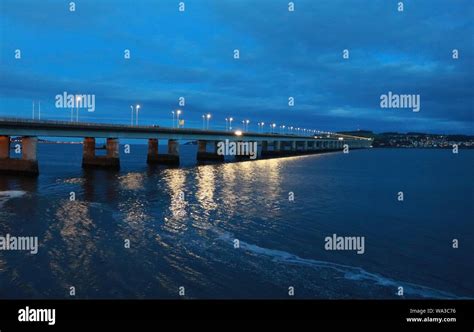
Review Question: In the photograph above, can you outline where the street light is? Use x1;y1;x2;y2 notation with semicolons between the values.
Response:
271;123;276;134
176;109;182;128
206;113;211;129
202;115;205;129
229;117;233;130
172;111;175;128
76;95;82;122
245;119;250;132
136;104;140;126
225;118;228;131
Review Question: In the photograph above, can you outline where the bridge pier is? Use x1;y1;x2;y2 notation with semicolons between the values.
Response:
0;136;39;176
82;137;120;169
147;139;180;166
0;135;10;159
197;140;224;162
290;141;297;155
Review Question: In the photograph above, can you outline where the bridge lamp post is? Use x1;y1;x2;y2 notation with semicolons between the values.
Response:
172;111;175;128
202;115;205;129
257;122;261;132
245;119;250;132
176;109;182;128
271;123;276;134
229;117;233;130
261;122;265;133
206;113;211;129
76;96;82;122
135;105;140;126
225;118;228;131
131;106;135;126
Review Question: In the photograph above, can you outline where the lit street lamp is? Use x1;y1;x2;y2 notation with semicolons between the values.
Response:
131;105;135;126
206;113;211;129
176;109;182;128
271;123;276;133
229;117;233;130
172;111;175;128
76;95;82;122
225;118;228;131
135;104;141;126
202;115;205;129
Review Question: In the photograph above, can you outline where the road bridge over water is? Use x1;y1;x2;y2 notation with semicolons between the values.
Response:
0;118;373;175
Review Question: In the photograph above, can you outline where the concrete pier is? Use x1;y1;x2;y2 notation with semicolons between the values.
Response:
146;138;159;163
147;139;179;166
82;137;120;169
0;135;10;159
197;140;224;162
0;136;39;176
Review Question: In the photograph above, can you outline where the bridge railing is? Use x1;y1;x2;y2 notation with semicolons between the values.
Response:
0;116;371;141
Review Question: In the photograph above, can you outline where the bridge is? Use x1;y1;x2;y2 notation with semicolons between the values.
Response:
0;118;373;175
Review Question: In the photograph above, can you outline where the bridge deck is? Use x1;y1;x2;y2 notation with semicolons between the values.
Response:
0;118;371;142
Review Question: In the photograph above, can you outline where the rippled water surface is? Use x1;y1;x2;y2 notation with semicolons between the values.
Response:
0;145;472;299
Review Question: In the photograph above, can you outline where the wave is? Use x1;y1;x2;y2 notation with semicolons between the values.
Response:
216;231;464;299
0;190;27;208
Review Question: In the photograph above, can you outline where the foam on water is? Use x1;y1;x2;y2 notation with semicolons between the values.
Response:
217;231;463;299
0;190;27;208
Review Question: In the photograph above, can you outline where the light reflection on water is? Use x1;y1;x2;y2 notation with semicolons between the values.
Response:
0;146;472;299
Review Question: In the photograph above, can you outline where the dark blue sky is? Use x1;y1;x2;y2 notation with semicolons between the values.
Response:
1;0;473;133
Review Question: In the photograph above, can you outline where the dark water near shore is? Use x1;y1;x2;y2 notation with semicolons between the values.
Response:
0;145;473;299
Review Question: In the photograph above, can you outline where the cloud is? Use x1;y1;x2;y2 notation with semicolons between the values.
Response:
0;0;472;133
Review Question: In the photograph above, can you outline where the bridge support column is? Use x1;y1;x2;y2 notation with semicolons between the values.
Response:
274;141;281;152
147;139;180;166
197;140;224;162
287;141;297;155
0;136;39;176
261;140;271;158
302;141;309;153
82;137;120;169
146;138;159;163
0;135;10;159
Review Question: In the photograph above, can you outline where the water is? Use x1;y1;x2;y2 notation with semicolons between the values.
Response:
0;145;472;299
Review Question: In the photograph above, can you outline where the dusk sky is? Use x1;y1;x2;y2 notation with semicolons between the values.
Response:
0;0;472;134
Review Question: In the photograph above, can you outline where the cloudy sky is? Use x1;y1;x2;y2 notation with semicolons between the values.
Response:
0;0;472;133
